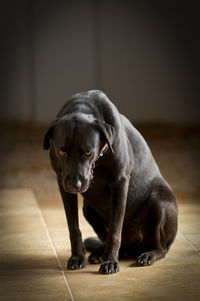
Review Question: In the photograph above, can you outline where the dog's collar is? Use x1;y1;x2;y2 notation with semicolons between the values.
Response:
100;143;108;156
90;143;108;178
96;143;108;162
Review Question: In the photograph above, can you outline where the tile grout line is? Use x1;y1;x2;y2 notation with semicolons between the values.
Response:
178;229;200;256
33;193;75;301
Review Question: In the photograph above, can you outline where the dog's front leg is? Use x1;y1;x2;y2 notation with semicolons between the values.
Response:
99;176;129;274
58;179;85;270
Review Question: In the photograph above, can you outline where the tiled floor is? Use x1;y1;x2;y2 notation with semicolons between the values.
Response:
0;188;199;301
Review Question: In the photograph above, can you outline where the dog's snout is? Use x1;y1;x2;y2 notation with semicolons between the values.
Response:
70;180;82;190
64;177;82;193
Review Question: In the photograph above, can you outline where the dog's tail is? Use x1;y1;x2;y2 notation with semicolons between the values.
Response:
84;237;105;252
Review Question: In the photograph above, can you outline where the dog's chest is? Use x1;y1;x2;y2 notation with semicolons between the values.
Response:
82;165;112;219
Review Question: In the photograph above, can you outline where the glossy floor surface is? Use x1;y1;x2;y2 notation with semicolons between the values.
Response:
0;123;199;300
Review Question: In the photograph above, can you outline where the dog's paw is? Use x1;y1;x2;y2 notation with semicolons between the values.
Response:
99;260;119;274
137;252;155;266
67;255;85;270
88;248;104;264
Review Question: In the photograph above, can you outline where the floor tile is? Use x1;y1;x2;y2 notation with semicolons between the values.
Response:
0;189;73;301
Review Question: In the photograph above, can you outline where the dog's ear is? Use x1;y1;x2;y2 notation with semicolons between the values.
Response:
43;126;54;150
95;120;115;153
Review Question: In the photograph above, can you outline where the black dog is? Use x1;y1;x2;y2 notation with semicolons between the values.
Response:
44;90;178;274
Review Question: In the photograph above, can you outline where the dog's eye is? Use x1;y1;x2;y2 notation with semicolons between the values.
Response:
85;151;92;157
58;150;66;157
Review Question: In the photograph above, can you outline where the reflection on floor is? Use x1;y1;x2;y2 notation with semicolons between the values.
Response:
0;123;199;300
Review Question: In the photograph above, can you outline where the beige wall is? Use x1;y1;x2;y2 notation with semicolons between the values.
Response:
1;0;199;123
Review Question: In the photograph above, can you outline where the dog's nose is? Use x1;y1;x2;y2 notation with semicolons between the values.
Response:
74;180;82;190
67;179;82;192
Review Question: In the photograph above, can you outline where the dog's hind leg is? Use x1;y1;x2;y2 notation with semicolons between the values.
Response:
137;186;178;266
83;199;107;264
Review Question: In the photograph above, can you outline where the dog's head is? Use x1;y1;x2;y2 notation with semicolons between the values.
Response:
43;113;115;194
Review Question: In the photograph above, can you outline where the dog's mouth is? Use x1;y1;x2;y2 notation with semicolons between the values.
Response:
66;187;88;194
63;184;90;194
